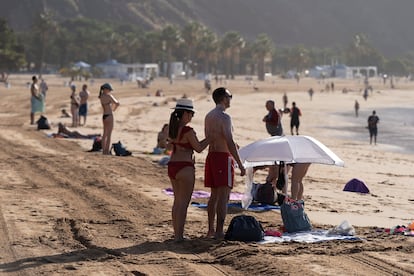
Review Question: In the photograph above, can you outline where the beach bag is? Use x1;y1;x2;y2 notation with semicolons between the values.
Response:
111;141;132;156
37;115;51;130
88;136;102;152
281;197;312;233
225;215;264;242
253;182;275;205
276;161;285;190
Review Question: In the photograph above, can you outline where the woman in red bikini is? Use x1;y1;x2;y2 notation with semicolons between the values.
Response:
168;98;209;241
99;83;120;155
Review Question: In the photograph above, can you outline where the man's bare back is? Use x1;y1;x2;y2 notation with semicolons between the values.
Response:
205;106;232;153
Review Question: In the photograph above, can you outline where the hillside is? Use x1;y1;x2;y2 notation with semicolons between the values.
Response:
1;0;414;57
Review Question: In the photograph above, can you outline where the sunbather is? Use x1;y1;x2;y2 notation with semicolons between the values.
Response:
55;123;100;139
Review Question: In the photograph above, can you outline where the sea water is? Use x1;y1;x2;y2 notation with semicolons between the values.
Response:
333;107;414;154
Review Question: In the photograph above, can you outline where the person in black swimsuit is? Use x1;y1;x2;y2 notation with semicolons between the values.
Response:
99;83;120;155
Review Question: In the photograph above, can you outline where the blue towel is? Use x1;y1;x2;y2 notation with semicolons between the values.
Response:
191;202;280;212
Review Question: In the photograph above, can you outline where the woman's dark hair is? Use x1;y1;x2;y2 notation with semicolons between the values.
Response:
98;87;103;98
168;109;185;139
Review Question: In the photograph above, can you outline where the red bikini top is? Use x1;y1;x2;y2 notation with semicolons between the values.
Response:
171;126;193;153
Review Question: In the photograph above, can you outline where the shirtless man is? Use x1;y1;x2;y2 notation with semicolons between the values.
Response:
78;84;90;126
204;87;246;239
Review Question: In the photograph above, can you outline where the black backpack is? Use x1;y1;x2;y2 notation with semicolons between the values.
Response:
111;141;132;156
225;215;264;242
253;182;275;205
37;115;51;130
88;136;102;152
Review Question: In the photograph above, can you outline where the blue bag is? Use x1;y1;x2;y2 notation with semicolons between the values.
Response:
281;197;312;233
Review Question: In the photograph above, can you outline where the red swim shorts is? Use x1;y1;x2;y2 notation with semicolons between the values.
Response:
204;152;234;189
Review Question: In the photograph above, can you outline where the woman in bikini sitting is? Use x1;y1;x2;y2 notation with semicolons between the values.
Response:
168;98;209;241
99;83;120;155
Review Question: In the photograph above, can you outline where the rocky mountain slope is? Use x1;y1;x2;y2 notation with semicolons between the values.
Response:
1;0;413;56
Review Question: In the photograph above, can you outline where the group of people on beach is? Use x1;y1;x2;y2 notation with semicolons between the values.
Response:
30;76;119;155
69;83;90;127
166;87;315;241
30;75;380;242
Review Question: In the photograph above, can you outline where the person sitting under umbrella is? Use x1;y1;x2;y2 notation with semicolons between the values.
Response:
290;163;311;200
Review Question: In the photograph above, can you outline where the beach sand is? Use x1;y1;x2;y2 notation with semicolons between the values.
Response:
0;74;413;275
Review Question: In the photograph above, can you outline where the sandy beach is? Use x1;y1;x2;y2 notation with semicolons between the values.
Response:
0;74;413;275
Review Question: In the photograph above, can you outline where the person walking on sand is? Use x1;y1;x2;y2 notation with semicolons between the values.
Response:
263;100;283;136
78;84;90;126
308;88;314;101
30;75;45;125
290;101;302;135
70;84;80;127
282;92;288;109
99;83;120;155
368;110;379;145
204;87;246;239
167;98;210;241
354;100;360;117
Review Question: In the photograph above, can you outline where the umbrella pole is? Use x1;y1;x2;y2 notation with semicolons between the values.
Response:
282;163;289;195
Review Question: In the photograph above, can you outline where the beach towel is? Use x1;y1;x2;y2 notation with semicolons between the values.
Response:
163;188;244;201
343;178;370;193
259;230;362;244
191;202;280;212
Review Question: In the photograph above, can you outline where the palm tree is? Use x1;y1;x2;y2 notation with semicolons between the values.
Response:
288;45;309;74
182;22;203;78
252;33;274;81
161;25;181;78
32;11;58;77
197;28;218;75
220;31;245;79
142;31;162;64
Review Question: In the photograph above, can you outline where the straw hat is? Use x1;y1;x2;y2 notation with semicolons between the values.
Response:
173;98;195;112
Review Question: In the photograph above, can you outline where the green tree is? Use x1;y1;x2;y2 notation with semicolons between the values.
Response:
385;58;409;76
252;33;274;81
220;31;245;79
31;11;58;76
197;28;218;75
141;31;162;64
182;22;203;78
288;45;309;73
0;18;25;72
161;25;181;78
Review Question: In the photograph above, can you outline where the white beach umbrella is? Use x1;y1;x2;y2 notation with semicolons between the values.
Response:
239;135;344;208
239;135;344;167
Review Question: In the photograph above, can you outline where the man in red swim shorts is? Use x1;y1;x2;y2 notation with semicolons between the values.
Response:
204;87;245;239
